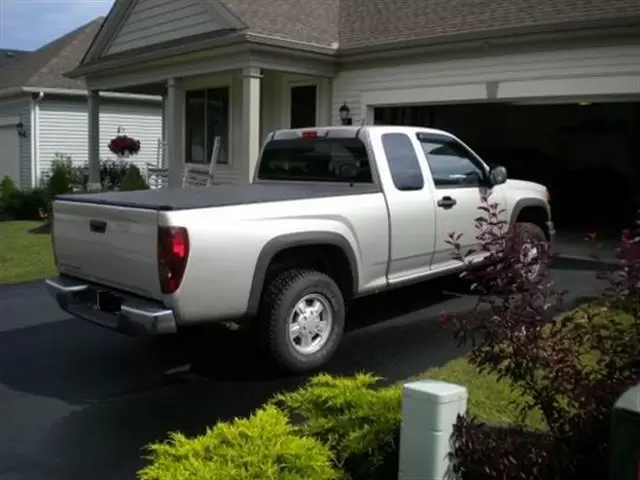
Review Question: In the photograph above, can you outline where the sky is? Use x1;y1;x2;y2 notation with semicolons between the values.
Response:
0;0;115;51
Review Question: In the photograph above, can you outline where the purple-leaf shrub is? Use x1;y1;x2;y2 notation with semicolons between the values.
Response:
440;193;640;480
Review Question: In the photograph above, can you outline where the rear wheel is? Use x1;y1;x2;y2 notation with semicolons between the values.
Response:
258;268;345;373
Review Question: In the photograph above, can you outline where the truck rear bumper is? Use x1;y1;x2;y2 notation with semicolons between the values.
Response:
45;275;177;336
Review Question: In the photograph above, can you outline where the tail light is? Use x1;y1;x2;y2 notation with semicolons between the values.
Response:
301;130;318;139
157;226;190;295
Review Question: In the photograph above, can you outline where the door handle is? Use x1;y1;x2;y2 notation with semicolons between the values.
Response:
89;219;107;234
437;196;457;209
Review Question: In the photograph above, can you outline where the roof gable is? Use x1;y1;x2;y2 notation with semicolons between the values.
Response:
84;0;245;62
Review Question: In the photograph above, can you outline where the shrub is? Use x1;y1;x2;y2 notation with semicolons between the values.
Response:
101;159;130;190
439;193;640;479
272;373;402;480
47;154;75;197
7;188;50;220
120;164;148;191
137;405;339;480
0;176;18;213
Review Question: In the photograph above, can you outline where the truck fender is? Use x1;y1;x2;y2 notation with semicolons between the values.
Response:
246;231;359;316
509;198;550;227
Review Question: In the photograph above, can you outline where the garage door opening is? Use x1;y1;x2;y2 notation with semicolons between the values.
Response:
374;102;640;235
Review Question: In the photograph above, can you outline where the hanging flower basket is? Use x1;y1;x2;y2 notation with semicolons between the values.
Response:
108;133;141;158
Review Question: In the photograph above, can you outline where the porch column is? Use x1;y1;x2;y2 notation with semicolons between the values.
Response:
87;90;101;192
166;77;184;188
241;67;262;182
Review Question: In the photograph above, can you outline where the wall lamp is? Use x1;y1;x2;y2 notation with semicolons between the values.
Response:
16;122;27;138
339;102;352;126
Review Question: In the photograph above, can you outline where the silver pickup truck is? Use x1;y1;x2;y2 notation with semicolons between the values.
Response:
46;126;554;373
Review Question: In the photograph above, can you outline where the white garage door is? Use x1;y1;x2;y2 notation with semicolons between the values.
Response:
0;125;20;185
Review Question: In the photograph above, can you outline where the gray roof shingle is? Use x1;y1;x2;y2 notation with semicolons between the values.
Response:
219;0;640;49
0;18;103;91
222;0;340;47
337;0;640;49
0;49;30;69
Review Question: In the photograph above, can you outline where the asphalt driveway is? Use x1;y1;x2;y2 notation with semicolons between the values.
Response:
0;259;606;480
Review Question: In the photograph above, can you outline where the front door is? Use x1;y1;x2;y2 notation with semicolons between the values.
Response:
289;85;317;128
416;131;503;270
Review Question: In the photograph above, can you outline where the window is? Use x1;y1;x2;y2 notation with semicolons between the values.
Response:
185;87;230;164
417;133;486;188
381;133;424;191
258;137;373;183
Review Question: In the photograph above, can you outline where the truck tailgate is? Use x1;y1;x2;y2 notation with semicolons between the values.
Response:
53;200;162;300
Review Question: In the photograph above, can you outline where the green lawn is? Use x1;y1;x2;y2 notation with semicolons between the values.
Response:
0;221;56;285
416;357;545;430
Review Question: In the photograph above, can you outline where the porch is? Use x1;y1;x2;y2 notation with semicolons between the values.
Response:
85;67;334;189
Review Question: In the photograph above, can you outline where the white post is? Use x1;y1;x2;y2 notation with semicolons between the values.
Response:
241;66;261;183
166;78;184;188
398;380;468;480
87;90;101;192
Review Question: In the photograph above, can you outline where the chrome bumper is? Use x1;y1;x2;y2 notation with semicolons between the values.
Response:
45;276;177;335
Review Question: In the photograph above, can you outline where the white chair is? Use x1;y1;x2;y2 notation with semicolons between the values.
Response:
181;136;219;188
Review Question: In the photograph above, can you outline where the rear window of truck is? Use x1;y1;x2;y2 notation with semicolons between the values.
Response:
258;137;373;183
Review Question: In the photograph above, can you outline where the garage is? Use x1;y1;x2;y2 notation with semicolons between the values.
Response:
373;101;640;234
0;122;20;186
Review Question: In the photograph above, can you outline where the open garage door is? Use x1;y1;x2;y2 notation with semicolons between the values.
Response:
374;102;640;234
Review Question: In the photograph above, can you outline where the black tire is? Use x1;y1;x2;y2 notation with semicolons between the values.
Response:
511;222;549;282
257;268;345;373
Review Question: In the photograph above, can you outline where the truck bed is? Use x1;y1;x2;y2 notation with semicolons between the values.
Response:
55;182;380;211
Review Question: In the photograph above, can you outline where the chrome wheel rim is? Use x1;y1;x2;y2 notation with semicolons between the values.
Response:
520;241;541;280
287;293;333;355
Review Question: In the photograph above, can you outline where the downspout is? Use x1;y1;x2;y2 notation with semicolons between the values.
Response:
30;91;44;187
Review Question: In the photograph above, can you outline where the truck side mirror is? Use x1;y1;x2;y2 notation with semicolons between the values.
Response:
489;165;508;186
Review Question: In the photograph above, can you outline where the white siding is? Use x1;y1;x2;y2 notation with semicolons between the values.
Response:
106;0;231;55
37;97;162;183
332;43;640;125
0;97;32;189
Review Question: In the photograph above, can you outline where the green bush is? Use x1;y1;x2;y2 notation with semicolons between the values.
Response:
138;405;338;480
120;164;148;191
47;154;75;197
7;188;50;220
272;373;402;480
0;176;18;213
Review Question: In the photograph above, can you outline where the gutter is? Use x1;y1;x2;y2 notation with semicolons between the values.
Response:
67;30;247;78
62;13;640;79
0;86;161;102
29;96;38;188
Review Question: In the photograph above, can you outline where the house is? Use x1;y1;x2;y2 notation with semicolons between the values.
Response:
66;0;640;203
0;18;163;189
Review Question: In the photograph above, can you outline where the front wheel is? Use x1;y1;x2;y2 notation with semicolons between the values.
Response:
258;268;345;373
512;222;550;282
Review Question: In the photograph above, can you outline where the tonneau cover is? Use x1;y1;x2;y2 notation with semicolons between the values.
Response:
55;182;380;211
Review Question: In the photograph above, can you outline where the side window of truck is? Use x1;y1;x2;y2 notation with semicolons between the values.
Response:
417;133;486;188
381;133;425;191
